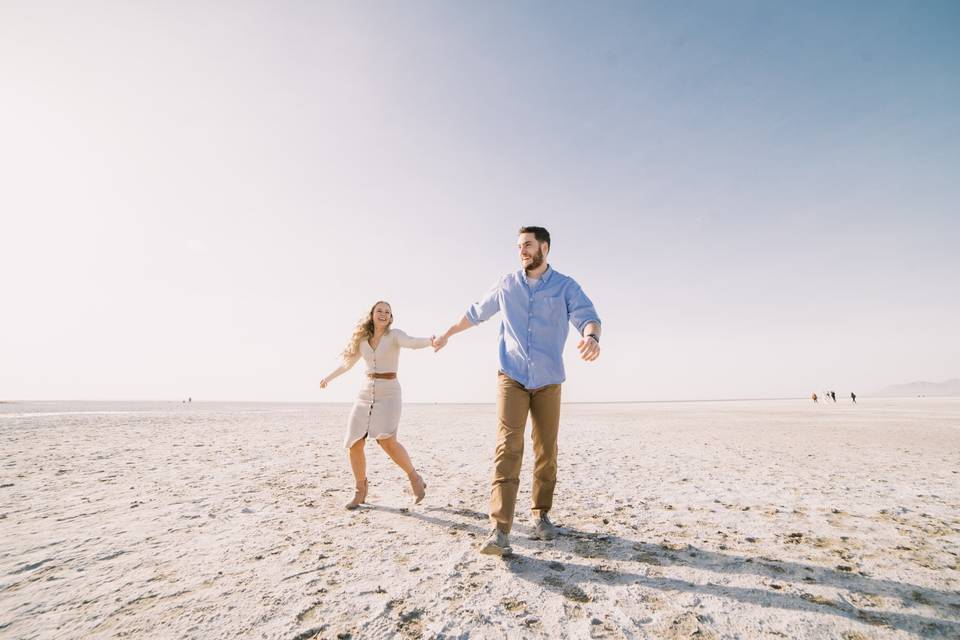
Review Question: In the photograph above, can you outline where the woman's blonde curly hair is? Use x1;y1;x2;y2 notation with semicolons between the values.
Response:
341;301;392;364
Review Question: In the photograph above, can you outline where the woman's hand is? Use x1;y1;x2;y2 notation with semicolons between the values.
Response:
319;378;329;389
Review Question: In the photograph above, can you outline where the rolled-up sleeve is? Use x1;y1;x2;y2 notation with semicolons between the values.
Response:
465;279;502;325
565;281;601;335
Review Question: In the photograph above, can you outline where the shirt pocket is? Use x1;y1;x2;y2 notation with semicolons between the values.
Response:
541;295;566;324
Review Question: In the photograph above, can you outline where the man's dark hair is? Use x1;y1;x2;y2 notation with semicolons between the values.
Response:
518;226;551;249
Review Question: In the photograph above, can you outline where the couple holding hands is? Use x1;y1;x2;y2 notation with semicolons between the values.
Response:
319;226;602;556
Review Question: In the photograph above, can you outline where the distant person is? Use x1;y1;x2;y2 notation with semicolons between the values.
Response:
812;393;818;403
319;301;435;510
830;391;837;403
433;226;602;557
850;392;856;404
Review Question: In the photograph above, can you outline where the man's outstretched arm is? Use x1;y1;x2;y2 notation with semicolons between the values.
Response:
434;315;474;351
436;278;503;351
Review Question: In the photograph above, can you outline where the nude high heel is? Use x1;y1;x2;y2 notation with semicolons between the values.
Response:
345;478;368;510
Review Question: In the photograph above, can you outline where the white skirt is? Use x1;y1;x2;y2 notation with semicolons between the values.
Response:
344;378;403;448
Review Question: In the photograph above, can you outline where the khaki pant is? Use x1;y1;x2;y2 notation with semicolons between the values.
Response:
490;372;562;534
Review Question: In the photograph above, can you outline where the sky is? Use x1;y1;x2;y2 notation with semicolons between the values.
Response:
1;1;958;403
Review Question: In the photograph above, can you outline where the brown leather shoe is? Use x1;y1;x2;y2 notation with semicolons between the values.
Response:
345;478;368;510
408;471;426;504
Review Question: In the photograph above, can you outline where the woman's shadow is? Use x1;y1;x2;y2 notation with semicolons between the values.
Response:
365;504;960;637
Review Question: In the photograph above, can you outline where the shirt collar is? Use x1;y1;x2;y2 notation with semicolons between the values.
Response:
522;264;553;287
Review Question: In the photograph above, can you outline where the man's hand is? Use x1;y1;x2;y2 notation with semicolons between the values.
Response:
433;334;449;352
577;335;600;362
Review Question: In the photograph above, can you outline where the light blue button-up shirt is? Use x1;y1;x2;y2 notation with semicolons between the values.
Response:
465;265;601;389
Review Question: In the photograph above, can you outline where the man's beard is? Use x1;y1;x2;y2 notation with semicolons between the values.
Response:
524;247;544;273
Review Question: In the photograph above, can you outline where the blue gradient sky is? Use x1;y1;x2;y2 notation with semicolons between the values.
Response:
2;1;958;402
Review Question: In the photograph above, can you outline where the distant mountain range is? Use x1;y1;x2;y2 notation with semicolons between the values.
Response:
874;379;960;397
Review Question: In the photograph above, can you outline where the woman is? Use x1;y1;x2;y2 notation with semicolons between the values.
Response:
320;301;433;510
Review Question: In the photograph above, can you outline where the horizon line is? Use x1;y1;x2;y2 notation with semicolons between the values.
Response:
3;395;956;406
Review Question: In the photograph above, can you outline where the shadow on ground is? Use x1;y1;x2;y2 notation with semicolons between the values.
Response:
361;503;960;638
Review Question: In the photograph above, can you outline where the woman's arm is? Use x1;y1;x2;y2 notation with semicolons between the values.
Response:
320;354;360;388
394;329;434;350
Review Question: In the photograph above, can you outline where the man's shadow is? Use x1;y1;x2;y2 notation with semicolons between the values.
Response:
363;504;960;637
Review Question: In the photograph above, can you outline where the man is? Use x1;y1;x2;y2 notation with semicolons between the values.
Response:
433;226;602;557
